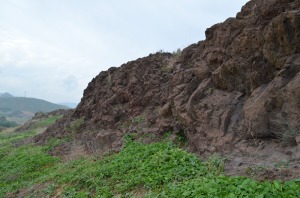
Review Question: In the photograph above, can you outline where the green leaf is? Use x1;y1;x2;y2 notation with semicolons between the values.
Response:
273;181;282;191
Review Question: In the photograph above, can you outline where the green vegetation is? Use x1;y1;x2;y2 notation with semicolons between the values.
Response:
0;134;61;195
107;73;112;86
34;115;63;128
1;124;300;197
172;48;182;56
282;125;300;146
1;116;299;197
0;97;69;125
15;115;63;132
0;116;18;128
0;97;69;113
68;117;85;132
131;115;145;125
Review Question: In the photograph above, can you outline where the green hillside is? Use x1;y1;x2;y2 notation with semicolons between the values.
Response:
0;97;69;125
0;97;69;113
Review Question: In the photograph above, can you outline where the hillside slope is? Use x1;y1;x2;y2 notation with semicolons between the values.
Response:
0;97;69;113
0;97;69;124
36;0;300;176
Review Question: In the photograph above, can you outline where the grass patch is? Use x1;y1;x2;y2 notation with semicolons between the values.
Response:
0;144;61;195
0;129;61;196
0;114;66;196
1;130;300;197
34;115;63;128
68;117;84;132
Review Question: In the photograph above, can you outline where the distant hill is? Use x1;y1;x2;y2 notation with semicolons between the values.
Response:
0;97;69;113
0;97;70;124
0;92;14;98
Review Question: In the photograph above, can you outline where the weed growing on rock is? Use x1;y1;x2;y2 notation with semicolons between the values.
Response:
131;115;145;125
281;125;300;146
107;72;112;86
69;117;84;132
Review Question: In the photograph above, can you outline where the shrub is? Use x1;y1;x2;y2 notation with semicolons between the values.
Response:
281;125;300;146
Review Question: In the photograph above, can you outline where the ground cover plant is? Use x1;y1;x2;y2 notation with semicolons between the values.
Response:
0;119;299;197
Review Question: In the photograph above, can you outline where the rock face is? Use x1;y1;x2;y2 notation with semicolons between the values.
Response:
35;0;300;157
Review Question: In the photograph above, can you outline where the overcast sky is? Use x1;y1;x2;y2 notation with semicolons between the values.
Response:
0;0;249;104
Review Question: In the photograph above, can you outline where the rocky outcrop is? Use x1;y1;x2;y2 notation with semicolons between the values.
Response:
35;0;300;157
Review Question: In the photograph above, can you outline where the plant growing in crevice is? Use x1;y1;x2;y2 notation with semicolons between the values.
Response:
275;161;289;169
131;116;145;125
68;117;85;132
205;87;214;95
161;65;172;74
107;72;112;86
65;117;85;143
281;125;300;146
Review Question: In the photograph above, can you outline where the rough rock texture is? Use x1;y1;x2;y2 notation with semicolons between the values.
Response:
35;0;300;175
